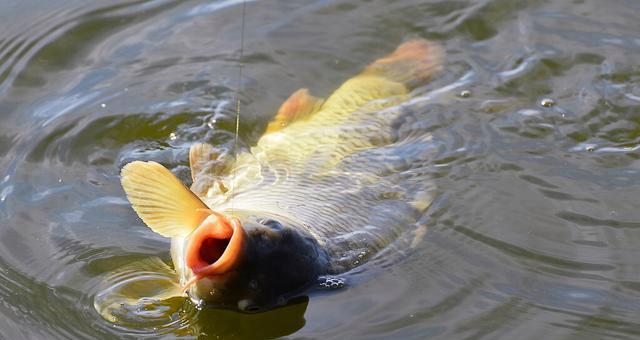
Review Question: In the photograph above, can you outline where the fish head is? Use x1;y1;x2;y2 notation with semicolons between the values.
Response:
183;211;328;312
119;161;330;312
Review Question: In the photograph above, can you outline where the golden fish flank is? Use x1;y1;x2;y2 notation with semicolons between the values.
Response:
119;39;443;312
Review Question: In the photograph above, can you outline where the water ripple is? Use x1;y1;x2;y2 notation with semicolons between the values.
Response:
2;0;640;338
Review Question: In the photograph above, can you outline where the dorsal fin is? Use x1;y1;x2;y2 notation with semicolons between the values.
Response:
265;88;324;133
121;161;210;237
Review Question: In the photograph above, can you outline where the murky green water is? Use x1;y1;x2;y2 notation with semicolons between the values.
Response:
2;0;640;338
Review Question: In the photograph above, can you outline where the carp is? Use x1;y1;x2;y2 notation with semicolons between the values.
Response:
112;39;442;313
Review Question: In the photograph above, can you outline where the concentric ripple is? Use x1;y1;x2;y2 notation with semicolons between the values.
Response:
2;0;640;339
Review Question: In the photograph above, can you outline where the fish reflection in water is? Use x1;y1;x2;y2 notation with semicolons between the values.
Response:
96;39;444;321
95;258;309;337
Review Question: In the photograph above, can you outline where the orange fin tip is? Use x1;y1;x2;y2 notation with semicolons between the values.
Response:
364;39;444;88
265;88;324;133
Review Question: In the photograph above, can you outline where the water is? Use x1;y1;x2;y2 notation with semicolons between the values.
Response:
1;0;640;338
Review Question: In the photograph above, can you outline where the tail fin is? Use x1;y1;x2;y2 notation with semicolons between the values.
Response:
363;39;443;89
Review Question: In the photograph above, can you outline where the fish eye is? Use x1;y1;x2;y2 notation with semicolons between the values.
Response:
259;219;283;230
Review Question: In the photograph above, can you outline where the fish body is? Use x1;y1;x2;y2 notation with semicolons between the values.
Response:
119;39;442;312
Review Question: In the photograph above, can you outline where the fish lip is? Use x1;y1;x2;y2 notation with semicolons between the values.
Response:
185;211;245;278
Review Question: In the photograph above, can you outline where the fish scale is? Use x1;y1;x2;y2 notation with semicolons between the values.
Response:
116;39;443;311
204;102;438;269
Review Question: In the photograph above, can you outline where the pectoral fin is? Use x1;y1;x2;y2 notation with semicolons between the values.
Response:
189;143;215;181
188;142;232;197
265;88;324;133
121;161;209;237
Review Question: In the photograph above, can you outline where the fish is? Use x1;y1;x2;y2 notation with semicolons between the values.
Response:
111;39;443;313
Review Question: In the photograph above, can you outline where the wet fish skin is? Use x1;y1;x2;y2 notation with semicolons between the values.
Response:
188;211;330;311
115;39;443;313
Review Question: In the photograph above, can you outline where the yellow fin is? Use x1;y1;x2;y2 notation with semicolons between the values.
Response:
121;161;209;237
188;143;232;197
315;39;442;118
362;39;443;89
265;88;324;133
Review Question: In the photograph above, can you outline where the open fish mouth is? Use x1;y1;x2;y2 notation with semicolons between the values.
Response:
114;38;443;314
184;212;245;287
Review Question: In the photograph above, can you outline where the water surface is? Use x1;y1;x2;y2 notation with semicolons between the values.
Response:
1;0;640;338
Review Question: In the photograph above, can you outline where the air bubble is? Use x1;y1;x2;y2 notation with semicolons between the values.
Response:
249;279;258;290
586;146;595;152
100;103;106;108
540;98;555;107
318;276;345;289
459;90;471;98
207;118;217;129
195;300;205;310
169;132;177;141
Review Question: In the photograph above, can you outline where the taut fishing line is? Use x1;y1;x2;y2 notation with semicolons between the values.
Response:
231;0;247;213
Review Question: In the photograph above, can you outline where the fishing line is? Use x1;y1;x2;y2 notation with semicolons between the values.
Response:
231;0;247;213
